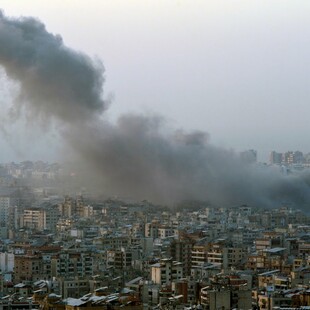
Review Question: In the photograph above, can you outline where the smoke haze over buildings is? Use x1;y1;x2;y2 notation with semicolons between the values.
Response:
1;11;310;208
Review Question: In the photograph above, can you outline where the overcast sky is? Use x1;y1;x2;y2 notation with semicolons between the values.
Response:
0;0;310;162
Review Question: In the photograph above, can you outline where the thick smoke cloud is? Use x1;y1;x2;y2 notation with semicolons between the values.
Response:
0;11;105;123
1;11;310;208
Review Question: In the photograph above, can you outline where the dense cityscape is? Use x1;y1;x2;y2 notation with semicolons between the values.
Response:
0;154;309;310
1;3;310;310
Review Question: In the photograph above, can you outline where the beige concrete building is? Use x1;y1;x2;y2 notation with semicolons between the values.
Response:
22;208;45;230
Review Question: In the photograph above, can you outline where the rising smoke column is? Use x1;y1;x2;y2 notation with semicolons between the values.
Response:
0;11;105;124
1;11;310;207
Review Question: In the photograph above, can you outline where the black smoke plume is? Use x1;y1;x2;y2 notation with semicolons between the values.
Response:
1;11;310;208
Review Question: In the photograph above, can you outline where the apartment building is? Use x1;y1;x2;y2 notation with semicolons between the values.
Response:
200;287;231;310
191;244;209;267
22;208;45;230
151;258;183;286
107;248;132;270
207;241;247;270
14;253;44;283
170;234;196;276
21;205;59;232
0;188;18;239
51;251;93;278
200;275;252;310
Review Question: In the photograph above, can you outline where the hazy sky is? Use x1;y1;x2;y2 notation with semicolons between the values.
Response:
0;0;310;162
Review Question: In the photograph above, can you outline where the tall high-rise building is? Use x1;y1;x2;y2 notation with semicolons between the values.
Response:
0;188;18;239
270;151;282;165
240;149;257;164
293;151;304;164
169;233;196;276
282;151;304;165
